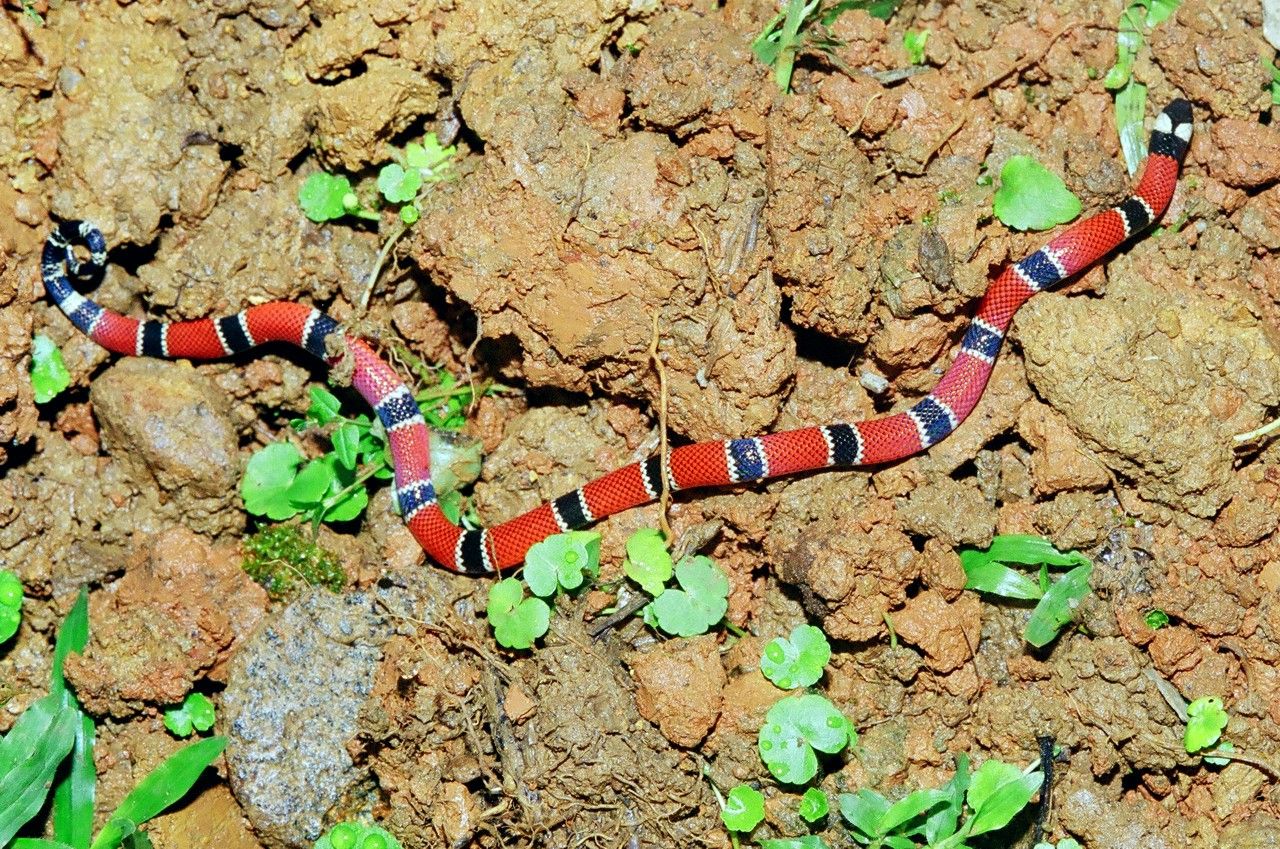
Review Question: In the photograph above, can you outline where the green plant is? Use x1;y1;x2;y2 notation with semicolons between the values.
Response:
760;839;829;848
721;784;766;832
242;524;346;599
622;528;672;595
903;31;929;65
486;578;551;650
799;787;830;822
19;0;43;25
523;531;601;597
752;0;902;92
0;570;22;643
761;625;831;690
2;589;225;849
959;535;1093;647
314;822;402;849
300;134;456;228
243;372;486;530
1033;840;1081;849
991;157;1082;231
162;693;216;738
641;555;730;637
1184;696;1228;755
1144;609;1170;629
1103;0;1183;173
758;693;855;784
1265;59;1280;106
30;334;71;405
839;755;1043;849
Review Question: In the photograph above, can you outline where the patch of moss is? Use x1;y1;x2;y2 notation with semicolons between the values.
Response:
242;525;345;600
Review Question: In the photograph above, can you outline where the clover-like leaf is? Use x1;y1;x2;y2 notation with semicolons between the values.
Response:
242;442;304;520
721;784;765;832
1185;696;1229;754
644;555;729;637
992;156;1082;231
487;578;551;650
299;172;354;222
376;163;422;204
163;693;216;738
623;528;672;596
758;694;855;784
761;624;831;689
524;531;601;597
799;787;829;822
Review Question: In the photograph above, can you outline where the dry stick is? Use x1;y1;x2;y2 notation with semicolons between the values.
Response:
648;312;673;540
357;220;410;315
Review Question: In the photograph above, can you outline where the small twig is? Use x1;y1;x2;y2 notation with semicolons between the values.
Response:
1234;415;1280;446
357;220;410;315
648;313;673;539
587;587;654;640
1200;749;1280;780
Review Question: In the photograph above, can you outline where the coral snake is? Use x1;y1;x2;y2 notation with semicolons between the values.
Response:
43;100;1193;575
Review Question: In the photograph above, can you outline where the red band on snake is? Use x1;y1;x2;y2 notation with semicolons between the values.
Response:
42;100;1193;575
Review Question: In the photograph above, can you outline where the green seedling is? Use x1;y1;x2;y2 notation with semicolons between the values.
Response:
799;787;830;822
622;528;672;596
523;531;601;597
0;570;22;643
1184;696;1228;755
840;754;1043;849
1033;840;1082;849
3;589;225;849
1144;609;1170;629
30;334;71;404
242;523;345;599
162;693;216;738
243;375;486;530
960;535;1093;647
758;693;855;784
299;173;377;222
486;577;551;650
1103;0;1183;173
752;0;903;92
903;30;929;65
992;157;1082;231
1265;59;1280;106
642;555;730;637
760;838;830;848
315;822;403;849
20;0;44;24
721;784;766;832
761;624;831;690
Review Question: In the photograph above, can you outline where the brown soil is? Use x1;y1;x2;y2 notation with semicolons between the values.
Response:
2;0;1280;847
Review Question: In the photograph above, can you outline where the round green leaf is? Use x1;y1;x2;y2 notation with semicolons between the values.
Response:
377;163;422;204
992;156;1082;231
761;624;831;689
645;555;729;637
0;570;22;609
623;528;672;596
242;442;303;520
1185;696;1228;753
487;578;551;650
799;787;829;822
758;694;854;784
721;784;765;832
0;605;19;643
524;531;601;597
298;172;353;222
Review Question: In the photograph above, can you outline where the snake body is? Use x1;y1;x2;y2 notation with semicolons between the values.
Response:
42;100;1192;574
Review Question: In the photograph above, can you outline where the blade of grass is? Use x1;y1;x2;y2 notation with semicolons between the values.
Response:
0;694;80;846
52;711;96;849
88;737;227;849
50;587;89;704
